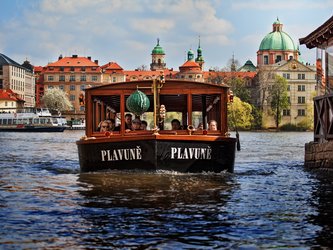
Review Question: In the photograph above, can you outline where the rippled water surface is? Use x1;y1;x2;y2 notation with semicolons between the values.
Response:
0;131;333;249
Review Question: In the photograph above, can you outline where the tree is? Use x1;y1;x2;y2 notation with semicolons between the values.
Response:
228;96;253;130
41;88;73;115
225;77;251;103
269;75;289;128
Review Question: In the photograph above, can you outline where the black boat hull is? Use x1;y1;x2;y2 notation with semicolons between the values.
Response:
0;126;66;132
77;137;236;173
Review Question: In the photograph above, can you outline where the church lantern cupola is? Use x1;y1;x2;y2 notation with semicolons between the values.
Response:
150;38;166;71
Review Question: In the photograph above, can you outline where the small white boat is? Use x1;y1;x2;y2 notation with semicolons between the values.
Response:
0;108;67;132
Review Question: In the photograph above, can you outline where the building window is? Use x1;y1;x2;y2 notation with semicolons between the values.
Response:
5;101;7;107
80;106;85;111
298;96;306;104
70;67;75;72
60;66;64;71
70;75;75;82
91;75;98;82
283;73;290;79
112;77;117;82
59;85;64;91
298;74;305;80
80;75;86;82
70;95;75;101
276;55;282;63
70;85;76;91
298;109;306;116
59;75;65;81
283;109;290;116
80;84;85;91
287;85;290;91
47;75;54;81
264;55;268;65
297;85;305;91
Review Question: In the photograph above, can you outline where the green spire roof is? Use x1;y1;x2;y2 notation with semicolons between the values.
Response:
152;38;165;55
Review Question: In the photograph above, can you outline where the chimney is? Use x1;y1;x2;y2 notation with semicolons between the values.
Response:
72;55;78;58
87;56;91;60
58;54;63;60
94;60;99;65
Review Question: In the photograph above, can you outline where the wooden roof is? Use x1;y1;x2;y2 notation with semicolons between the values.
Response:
85;79;229;113
299;15;333;49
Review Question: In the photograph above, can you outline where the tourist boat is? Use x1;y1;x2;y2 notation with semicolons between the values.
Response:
0;108;67;132
76;76;237;173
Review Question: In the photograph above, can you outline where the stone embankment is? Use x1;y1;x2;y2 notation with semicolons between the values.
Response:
305;141;333;171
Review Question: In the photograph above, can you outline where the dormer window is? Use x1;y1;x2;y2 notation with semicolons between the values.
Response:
81;67;86;71
70;67;75;72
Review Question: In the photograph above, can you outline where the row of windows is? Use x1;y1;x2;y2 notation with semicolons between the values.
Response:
286;85;306;91
283;109;306;116
48;84;86;91
10;66;25;79
2;101;15;107
282;73;310;80
286;96;307;104
47;75;98;82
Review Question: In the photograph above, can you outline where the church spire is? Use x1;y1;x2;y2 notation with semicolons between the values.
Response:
195;35;204;70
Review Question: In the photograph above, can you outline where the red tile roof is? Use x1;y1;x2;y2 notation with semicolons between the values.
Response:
0;89;24;102
47;56;98;67
101;62;124;71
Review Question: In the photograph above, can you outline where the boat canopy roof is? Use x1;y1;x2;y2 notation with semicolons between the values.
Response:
84;79;231;136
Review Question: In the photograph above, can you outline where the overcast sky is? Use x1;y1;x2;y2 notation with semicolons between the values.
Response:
0;0;332;70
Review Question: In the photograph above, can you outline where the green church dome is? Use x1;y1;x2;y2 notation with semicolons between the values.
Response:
152;39;165;55
259;19;297;51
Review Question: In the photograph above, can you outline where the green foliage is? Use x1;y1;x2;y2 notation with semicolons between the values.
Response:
41;88;73;115
269;75;289;128
228;96;253;130
251;106;263;130
279;122;311;131
225;77;251;103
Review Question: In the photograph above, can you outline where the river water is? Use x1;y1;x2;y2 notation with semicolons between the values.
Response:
0;131;332;249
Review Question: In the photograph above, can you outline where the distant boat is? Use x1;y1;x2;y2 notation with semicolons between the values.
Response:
68;119;86;130
0;108;67;132
77;77;237;173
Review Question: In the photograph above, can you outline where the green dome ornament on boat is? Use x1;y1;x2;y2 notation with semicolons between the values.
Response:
126;90;150;116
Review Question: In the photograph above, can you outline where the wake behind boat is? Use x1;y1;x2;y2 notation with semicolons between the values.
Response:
77;76;237;173
0;108;67;132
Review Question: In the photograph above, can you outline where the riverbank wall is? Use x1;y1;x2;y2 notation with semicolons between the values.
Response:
305;141;333;171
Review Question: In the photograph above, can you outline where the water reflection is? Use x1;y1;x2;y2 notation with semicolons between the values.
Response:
307;171;333;247
77;172;238;248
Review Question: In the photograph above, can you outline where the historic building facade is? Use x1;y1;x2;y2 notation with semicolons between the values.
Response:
0;53;35;108
255;19;317;128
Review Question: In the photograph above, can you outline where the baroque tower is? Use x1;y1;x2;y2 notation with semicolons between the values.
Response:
150;39;166;71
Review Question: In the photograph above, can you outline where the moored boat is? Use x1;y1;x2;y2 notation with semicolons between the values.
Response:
0;108;67;132
77;76;237;173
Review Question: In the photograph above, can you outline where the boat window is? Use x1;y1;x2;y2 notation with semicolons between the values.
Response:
2;119;7;125
8;119;12;125
13;119;17;125
17;119;23;124
33;118;39;124
40;118;46;124
0;119;2;125
29;118;33;124
23;119;29;125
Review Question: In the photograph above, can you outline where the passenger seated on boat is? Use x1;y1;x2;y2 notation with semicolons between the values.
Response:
141;120;148;130
131;118;142;131
124;113;132;130
171;119;182;130
208;120;218;130
99;120;111;132
197;122;204;130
